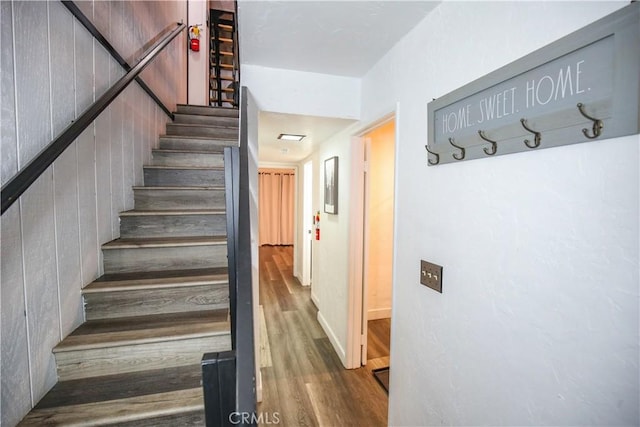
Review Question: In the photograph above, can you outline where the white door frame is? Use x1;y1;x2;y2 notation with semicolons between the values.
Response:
345;108;397;369
302;160;313;286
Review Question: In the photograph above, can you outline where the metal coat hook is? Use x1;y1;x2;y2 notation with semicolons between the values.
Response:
577;102;603;139
448;137;465;160
478;130;497;156
425;145;440;165
520;118;541;148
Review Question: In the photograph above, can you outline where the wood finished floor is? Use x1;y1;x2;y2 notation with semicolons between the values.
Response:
258;245;388;426
367;318;391;374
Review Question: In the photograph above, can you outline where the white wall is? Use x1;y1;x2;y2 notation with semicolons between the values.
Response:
360;2;638;425
305;125;359;365
0;2;186;425
241;64;361;120
187;0;209;105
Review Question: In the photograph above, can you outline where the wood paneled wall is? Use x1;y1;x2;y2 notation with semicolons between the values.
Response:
0;2;187;425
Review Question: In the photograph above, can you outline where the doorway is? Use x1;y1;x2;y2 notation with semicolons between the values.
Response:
361;120;395;372
302;161;313;286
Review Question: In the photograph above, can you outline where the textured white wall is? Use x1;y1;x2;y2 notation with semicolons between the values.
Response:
359;2;638;425
187;0;208;105
240;64;361;120
306;125;358;366
0;2;186;425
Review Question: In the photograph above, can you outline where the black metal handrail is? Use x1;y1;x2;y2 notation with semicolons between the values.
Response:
61;1;175;120
1;22;186;215
202;87;256;426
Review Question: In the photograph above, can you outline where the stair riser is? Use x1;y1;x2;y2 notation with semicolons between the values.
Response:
134;189;225;210
84;284;229;320
166;123;238;139
54;334;231;381
151;151;224;167
144;168;224;187
176;105;238;118
119;214;226;238
103;245;227;274
159;137;236;151
173;114;238;127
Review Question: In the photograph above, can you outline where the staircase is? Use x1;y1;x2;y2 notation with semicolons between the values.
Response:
209;9;239;108
19;105;239;426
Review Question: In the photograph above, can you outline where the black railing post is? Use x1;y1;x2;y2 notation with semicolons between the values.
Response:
202;351;237;427
234;87;256;424
203;87;255;427
224;146;240;348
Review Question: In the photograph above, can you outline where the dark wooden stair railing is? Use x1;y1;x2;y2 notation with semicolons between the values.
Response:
202;87;257;426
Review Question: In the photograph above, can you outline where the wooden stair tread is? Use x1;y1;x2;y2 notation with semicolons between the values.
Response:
133;185;224;190
175;104;238;115
102;235;226;249
20;387;203;426
55;310;230;352
159;134;237;142
68;310;228;336
120;209;225;216
168;122;238;130
113;409;204;426
34;365;202;409
218;37;233;43
84;268;228;293
210;99;237;105
153;148;225;154
143;165;225;170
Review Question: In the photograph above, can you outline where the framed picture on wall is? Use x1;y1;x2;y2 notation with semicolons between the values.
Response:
324;156;338;214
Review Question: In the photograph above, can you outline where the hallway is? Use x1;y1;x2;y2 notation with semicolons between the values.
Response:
258;245;388;426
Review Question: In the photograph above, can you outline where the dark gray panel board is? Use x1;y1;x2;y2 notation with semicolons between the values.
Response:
426;3;639;166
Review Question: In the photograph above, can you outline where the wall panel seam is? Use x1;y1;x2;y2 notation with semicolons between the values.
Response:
17;198;34;407
72;18;85;291
46;0;65;342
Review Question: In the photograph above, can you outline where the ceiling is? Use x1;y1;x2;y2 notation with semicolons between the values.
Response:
237;1;439;77
237;1;439;163
258;112;356;164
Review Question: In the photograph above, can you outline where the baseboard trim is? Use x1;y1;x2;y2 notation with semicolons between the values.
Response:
256;370;263;403
367;308;391;321
317;311;346;367
310;292;319;309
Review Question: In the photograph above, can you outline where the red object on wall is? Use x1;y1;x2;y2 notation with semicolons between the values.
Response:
190;38;200;52
315;228;320;241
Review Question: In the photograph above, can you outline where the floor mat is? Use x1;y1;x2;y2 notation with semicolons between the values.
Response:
372;367;389;393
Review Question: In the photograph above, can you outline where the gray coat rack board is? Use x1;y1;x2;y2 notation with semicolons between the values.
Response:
426;3;639;166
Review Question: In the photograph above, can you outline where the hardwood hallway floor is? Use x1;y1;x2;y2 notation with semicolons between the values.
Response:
258;245;388;426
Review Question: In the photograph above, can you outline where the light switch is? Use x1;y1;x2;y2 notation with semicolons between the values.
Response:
420;260;443;293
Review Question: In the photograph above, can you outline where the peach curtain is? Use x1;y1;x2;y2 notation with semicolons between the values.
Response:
259;169;295;245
